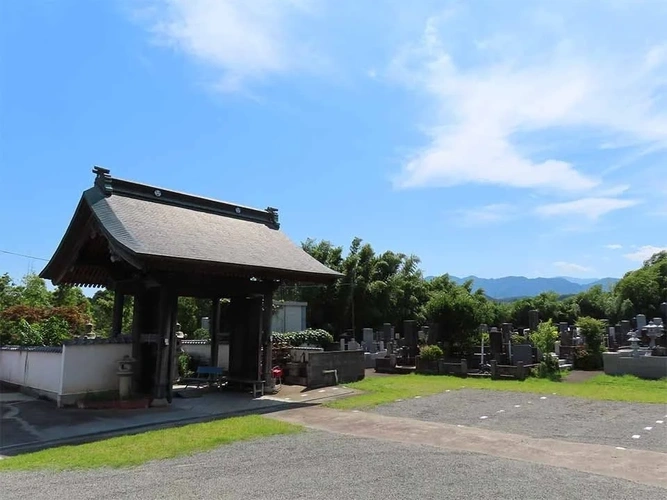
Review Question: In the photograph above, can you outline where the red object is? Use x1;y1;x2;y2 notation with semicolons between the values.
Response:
272;366;283;379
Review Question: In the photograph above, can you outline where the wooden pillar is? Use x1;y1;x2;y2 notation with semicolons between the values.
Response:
154;288;178;403
210;298;221;368
262;292;274;389
111;292;125;337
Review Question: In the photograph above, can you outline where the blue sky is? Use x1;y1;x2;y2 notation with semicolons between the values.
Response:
2;0;667;284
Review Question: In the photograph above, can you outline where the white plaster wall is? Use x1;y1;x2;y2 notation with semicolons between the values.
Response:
0;349;62;395
60;343;132;396
181;343;229;370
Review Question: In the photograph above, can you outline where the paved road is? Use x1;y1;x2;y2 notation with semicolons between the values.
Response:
3;431;666;500
372;389;667;452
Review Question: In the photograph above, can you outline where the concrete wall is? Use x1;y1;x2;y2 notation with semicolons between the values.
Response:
306;350;365;388
0;348;62;399
271;301;307;333
180;342;230;370
59;343;132;404
603;352;667;380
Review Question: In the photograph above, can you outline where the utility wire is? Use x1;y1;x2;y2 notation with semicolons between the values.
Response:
0;249;49;262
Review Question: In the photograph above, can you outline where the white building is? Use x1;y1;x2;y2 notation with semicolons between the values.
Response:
271;301;307;333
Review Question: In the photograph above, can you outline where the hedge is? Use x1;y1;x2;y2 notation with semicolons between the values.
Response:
272;329;334;348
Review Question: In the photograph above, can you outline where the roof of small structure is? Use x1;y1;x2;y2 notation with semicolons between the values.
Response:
40;167;342;287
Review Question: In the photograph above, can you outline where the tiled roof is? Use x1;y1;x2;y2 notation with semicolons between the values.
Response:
40;168;342;285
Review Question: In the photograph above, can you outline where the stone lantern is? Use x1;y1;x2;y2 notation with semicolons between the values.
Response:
117;355;136;399
646;320;663;349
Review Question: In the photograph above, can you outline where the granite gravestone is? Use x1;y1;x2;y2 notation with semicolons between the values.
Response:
528;310;539;333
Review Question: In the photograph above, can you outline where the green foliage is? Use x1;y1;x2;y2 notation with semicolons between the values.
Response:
178;351;193;378
190;328;210;340
576;316;606;354
573;346;603;371
12;317;71;347
425;275;493;354
20;273;52;308
531;320;559;354
280;238;429;334
534;354;562;381
272;328;334;348
419;344;443;361
89;290;134;337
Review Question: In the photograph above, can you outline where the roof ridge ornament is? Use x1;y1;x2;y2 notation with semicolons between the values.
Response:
266;207;280;228
93;165;113;196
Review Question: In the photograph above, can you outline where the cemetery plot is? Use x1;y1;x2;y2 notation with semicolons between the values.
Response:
371;389;667;453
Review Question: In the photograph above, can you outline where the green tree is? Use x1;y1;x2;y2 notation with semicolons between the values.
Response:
576;316;606;354
531;319;559;354
0;273;21;310
90;290;133;336
20;273;51;308
426;276;491;354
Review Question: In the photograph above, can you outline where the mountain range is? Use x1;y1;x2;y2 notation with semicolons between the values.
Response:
428;275;619;300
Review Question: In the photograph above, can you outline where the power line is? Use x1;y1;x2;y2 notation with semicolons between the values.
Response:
0;249;49;262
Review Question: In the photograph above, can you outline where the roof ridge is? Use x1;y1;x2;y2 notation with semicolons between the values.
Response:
92;166;280;228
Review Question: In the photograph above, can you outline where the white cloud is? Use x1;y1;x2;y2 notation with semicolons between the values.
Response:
605;244;623;250
535;197;639;220
138;0;319;92
553;261;593;274
624;245;667;262
453;203;515;226
389;5;667;192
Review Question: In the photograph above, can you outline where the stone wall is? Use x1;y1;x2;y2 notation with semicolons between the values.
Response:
603;352;667;379
306;350;365;388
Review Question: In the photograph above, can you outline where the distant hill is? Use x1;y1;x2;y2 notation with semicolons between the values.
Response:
426;275;619;300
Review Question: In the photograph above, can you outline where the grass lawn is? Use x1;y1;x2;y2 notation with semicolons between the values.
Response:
0;415;301;472
328;373;667;410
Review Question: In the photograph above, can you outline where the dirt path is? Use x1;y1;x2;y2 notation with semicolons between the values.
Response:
268;406;667;490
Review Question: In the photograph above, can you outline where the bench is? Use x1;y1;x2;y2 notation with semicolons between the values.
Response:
223;377;265;398
181;366;225;389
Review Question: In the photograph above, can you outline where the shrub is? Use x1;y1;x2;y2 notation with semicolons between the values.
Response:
272;329;334;348
531;320;559;354
534;354;562;381
191;328;210;340
576;316;606;355
573;346;603;370
419;344;444;361
178;351;193;378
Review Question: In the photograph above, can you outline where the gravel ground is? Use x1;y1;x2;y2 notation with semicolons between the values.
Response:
2;431;665;500
372;389;667;452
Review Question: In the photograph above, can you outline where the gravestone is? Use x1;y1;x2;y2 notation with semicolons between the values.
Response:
403;320;418;357
559;322;570;345
348;339;361;351
363;328;376;353
608;326;616;348
636;314;647;331
340;338;346;351
501;323;512;344
528;310;539;333
382;323;394;343
427;323;438;344
620;320;631;337
661;302;667;319
512;344;533;365
489;327;502;358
